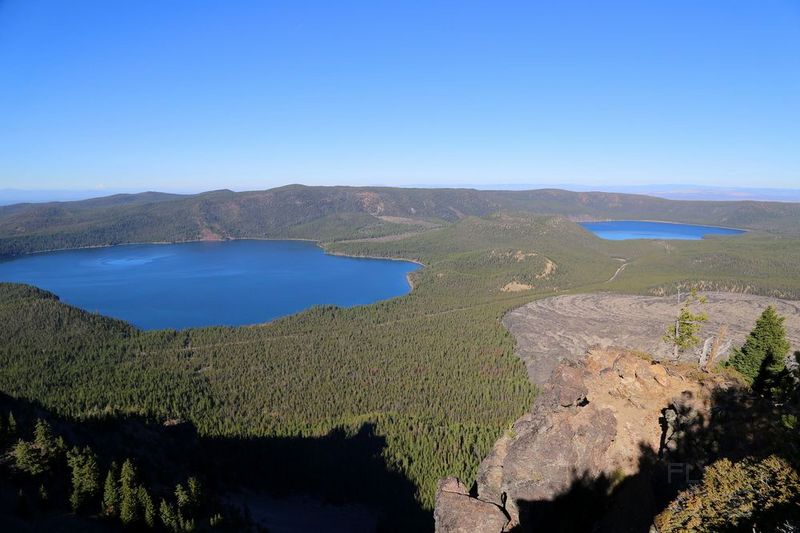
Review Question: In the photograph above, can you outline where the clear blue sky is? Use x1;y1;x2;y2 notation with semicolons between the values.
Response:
1;0;798;192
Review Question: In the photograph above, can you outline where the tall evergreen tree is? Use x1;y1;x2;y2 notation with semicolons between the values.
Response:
66;446;100;512
102;462;119;516
187;477;202;510
119;459;140;524
13;439;45;476
7;412;16;436
175;482;190;512
138;486;156;527
33;419;50;445
728;306;791;387
31;418;65;467
159;499;178;532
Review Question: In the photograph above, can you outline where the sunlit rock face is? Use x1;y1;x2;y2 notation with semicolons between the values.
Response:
435;348;734;532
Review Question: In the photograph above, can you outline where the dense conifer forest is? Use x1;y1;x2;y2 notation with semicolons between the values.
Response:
1;191;800;529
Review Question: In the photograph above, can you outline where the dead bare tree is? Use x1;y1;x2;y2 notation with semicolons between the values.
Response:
703;324;730;372
699;336;714;369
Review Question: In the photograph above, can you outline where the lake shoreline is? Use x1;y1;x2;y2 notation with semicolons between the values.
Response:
0;238;423;330
576;218;748;232
580;219;747;240
5;236;425;292
5;236;426;267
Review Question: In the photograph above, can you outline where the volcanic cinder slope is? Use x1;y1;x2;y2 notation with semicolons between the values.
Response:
503;292;800;386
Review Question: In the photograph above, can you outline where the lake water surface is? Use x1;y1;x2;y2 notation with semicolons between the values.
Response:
0;240;419;330
580;220;745;240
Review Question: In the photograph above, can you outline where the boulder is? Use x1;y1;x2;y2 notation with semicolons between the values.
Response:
501;405;617;524
537;364;589;409
434;478;509;533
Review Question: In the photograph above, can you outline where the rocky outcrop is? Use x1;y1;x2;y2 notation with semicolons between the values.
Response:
434;478;509;532
434;348;733;532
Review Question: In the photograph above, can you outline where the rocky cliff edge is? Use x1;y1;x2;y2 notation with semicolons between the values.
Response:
434;348;734;532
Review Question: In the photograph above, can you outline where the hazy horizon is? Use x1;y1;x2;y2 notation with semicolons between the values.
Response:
3;182;800;206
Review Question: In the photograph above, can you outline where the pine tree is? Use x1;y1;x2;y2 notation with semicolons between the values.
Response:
187;477;202;510
102;462;119;516
33;419;62;462
663;289;707;358
175;482;190;512
7;412;16;436
728;306;791;387
119;459;139;524
67;446;100;512
38;484;49;503
138;486;156;527
159;499;178;531
33;419;53;450
13;439;45;476
179;516;196;532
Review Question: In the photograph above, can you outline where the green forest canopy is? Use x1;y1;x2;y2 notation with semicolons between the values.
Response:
1;203;799;525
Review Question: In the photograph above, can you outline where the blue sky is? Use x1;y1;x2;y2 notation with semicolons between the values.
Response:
0;0;798;192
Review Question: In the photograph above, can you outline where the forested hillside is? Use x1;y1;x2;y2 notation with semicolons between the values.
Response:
0;391;234;531
2;185;800;256
1;206;800;529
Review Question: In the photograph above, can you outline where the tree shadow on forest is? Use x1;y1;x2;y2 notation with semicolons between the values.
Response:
510;385;799;533
204;425;429;532
0;393;428;532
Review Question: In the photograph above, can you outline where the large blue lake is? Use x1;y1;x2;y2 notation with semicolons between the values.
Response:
580;220;745;240
0;240;419;330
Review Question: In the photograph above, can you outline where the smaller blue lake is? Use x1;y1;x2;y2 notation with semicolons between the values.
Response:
580;220;745;240
0;240;419;330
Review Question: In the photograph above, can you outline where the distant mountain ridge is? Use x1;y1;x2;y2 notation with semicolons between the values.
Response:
405;183;800;202
0;184;799;256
